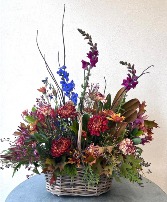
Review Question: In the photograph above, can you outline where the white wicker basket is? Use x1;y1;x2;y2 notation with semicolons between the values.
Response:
45;168;112;196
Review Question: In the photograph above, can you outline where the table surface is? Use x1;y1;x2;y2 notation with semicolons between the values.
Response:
5;174;167;202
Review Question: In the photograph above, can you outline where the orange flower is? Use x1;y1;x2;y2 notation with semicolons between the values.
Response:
103;110;125;122
107;113;125;122
37;87;46;94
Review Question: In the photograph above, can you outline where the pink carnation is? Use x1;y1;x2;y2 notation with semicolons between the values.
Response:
119;138;136;155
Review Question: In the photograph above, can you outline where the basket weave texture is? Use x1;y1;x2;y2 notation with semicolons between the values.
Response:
45;167;112;196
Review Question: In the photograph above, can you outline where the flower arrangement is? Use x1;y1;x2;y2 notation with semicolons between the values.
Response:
0;26;158;190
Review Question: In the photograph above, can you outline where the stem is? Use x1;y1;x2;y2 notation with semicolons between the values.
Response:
36;30;64;105
137;65;153;79
104;76;107;95
58;51;60;67
62;4;66;66
79;67;91;113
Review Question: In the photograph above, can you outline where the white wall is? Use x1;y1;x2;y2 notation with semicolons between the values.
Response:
0;0;167;201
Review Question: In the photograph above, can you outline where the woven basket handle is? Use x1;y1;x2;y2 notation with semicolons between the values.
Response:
77;113;82;152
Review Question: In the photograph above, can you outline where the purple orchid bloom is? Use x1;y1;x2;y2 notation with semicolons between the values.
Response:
122;74;138;91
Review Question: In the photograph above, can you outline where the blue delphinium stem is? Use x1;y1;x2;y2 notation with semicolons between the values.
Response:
57;65;78;105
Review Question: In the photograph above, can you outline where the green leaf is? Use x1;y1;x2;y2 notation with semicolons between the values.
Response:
135;130;143;137
136;147;143;155
119;154;142;183
60;164;77;177
98;101;103;111
132;138;142;145
82;114;90;132
25;116;36;123
33;167;40;174
131;129;143;137
120;162;132;176
69;120;78;135
31;107;37;112
131;128;138;136
12;162;22;177
33;133;48;143
103;94;111;110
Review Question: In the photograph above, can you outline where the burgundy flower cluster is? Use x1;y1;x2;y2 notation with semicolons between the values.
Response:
81;48;98;70
51;137;71;157
88;115;109;136
56;101;78;119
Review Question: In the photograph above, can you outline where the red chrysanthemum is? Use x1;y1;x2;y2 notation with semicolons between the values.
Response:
56;102;77;119
51;137;71;157
88;115;109;136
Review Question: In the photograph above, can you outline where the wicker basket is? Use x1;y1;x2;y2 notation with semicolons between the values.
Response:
45;168;112;196
45;114;112;196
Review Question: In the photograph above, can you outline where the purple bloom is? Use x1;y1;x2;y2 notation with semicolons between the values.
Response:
81;60;90;70
87;50;99;67
90;57;98;67
122;74;138;91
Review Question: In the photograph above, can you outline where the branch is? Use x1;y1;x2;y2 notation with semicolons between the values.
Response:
36;30;64;104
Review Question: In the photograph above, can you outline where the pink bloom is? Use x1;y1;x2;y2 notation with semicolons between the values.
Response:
37;105;55;118
119;138;136;155
22;110;28;116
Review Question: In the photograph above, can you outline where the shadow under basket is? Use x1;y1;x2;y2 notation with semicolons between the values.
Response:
45;168;112;196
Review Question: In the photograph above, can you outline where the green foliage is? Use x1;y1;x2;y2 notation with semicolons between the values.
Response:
130;128;143;138
12;162;22;177
25;116;36;123
132;138;142;145
33;163;40;174
119;155;142;183
103;93;111;110
60;164;77;178
82;114;90;132
69;120;79;135
83;165;100;185
31;106;37;112
32;133;48;143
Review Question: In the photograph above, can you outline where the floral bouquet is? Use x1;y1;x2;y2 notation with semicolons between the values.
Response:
0;27;158;196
